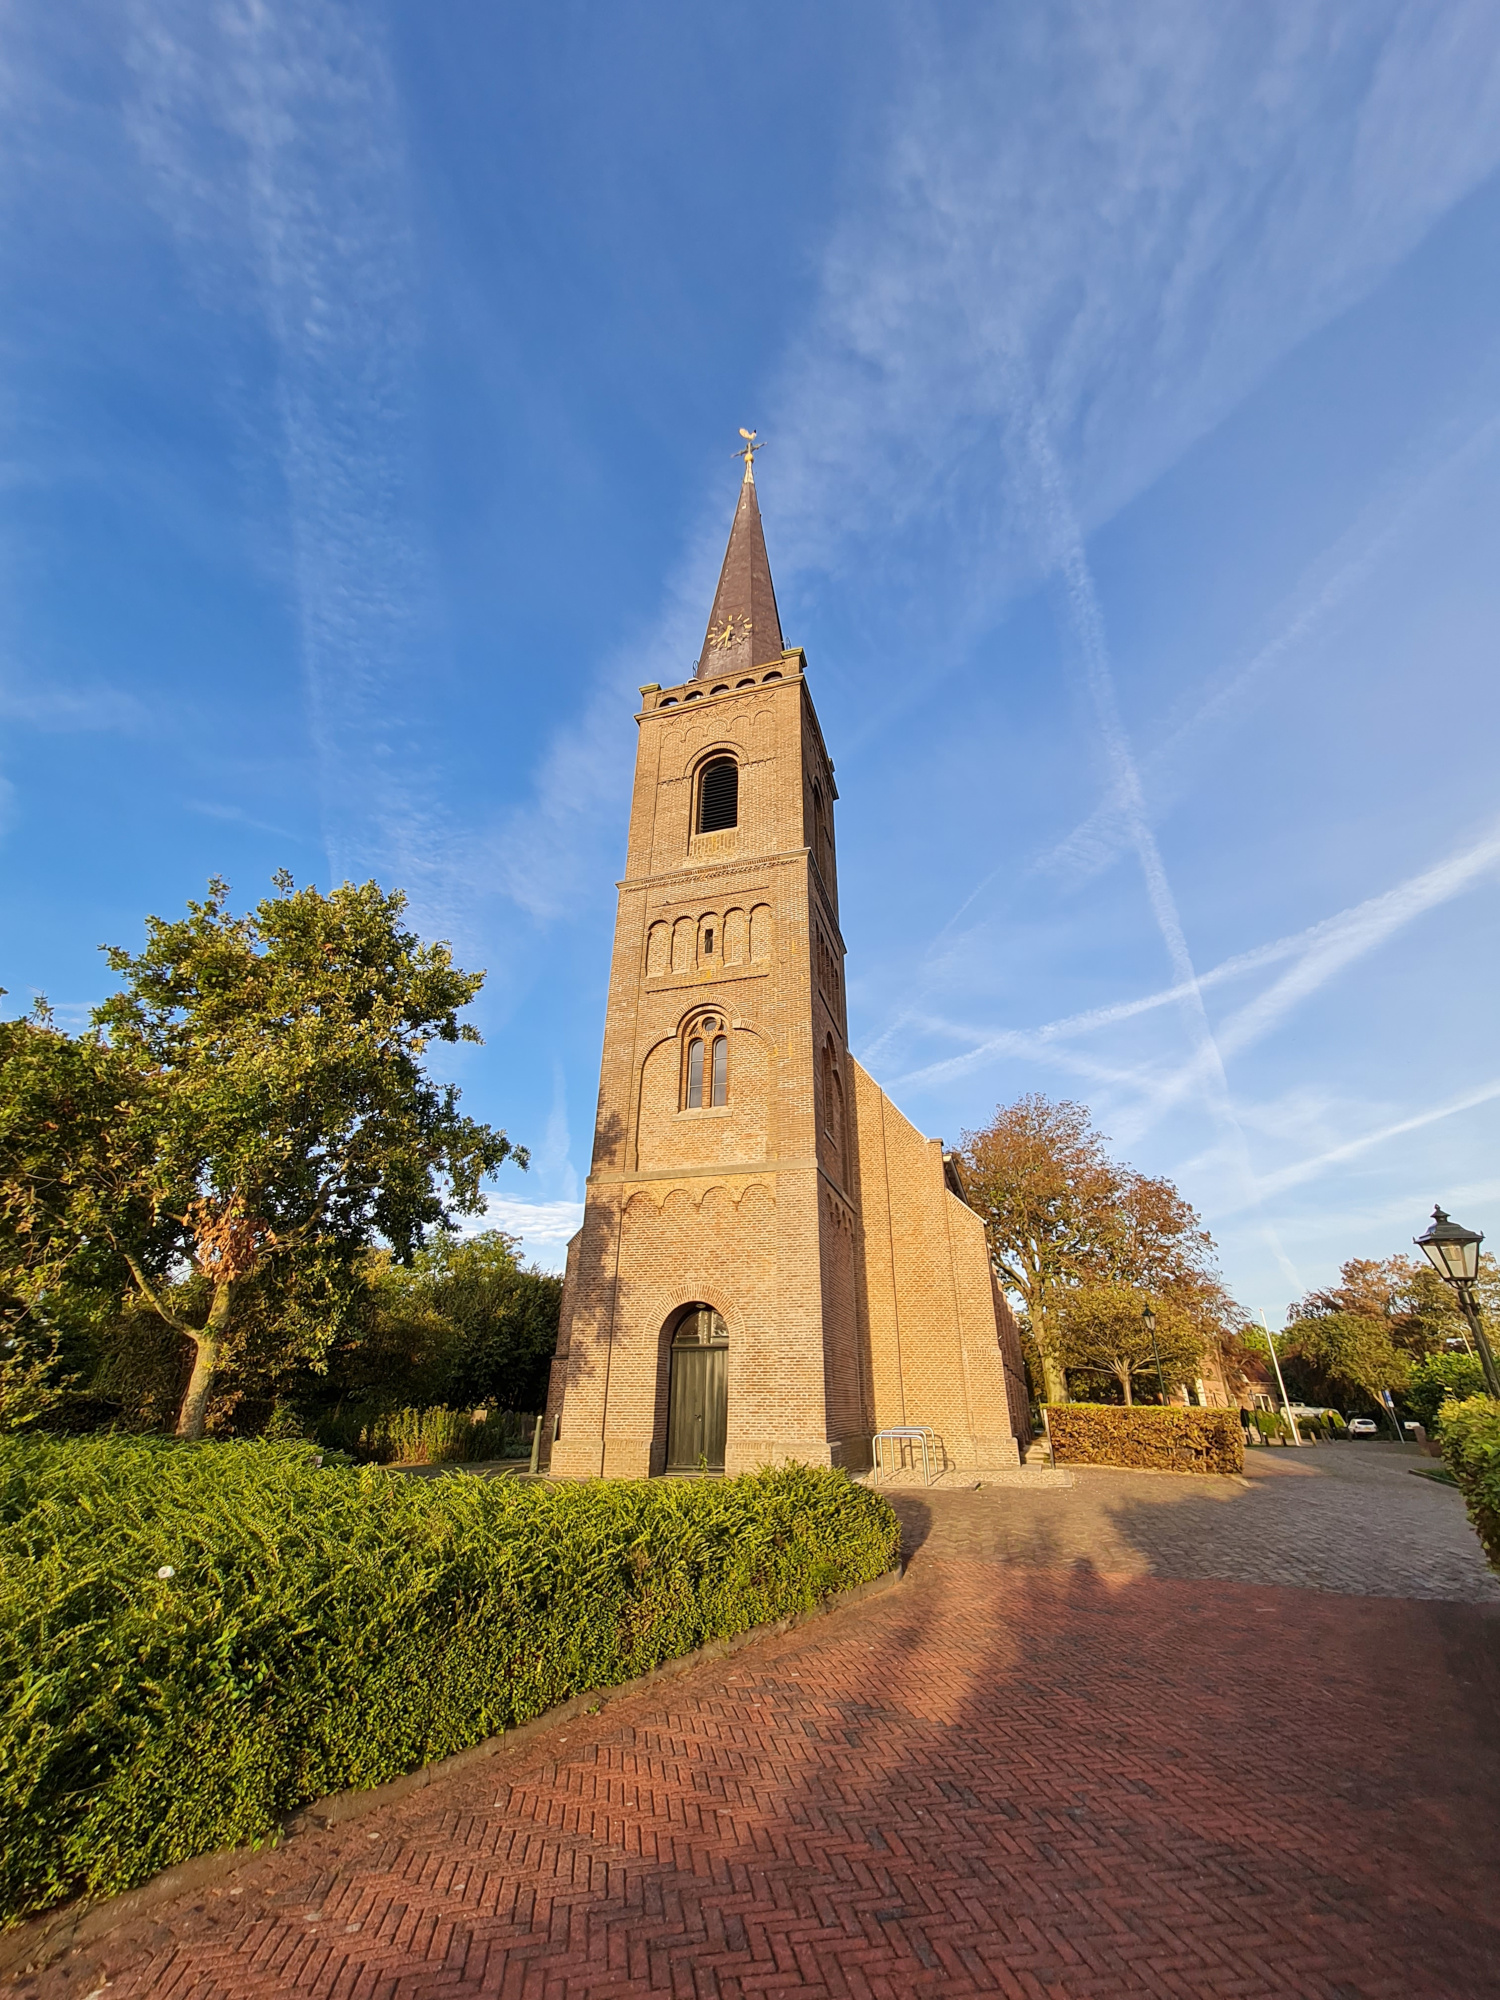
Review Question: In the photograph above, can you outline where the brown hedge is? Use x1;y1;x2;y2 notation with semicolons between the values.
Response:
1045;1403;1244;1475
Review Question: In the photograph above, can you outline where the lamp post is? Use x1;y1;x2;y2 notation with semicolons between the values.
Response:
1141;1303;1167;1405
1258;1311;1303;1446
1415;1206;1500;1401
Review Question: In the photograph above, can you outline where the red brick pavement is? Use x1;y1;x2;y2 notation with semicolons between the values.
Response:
16;1498;1500;2000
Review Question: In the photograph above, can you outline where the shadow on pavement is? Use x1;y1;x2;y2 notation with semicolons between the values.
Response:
25;1451;1500;2000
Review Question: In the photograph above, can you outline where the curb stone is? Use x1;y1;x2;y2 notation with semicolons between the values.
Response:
0;1564;904;1982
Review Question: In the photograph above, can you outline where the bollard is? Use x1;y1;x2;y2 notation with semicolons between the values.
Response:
528;1415;543;1475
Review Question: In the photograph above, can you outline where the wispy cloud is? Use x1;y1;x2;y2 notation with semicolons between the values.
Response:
1037;411;1500;886
185;797;306;842
1237;1077;1500;1209
123;0;462;931
0;681;145;731
477;1194;584;1273
888;816;1500;1098
773;4;1500;619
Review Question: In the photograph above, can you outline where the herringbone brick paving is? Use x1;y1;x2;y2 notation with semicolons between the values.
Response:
17;1447;1500;1998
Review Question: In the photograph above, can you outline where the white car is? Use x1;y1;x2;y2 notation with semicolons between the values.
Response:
1347;1416;1380;1436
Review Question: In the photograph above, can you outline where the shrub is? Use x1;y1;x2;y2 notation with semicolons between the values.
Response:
1434;1396;1500;1571
1045;1402;1243;1475
1408;1354;1488;1433
312;1403;536;1465
0;1436;898;1925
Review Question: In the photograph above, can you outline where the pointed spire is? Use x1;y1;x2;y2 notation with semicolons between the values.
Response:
695;440;784;679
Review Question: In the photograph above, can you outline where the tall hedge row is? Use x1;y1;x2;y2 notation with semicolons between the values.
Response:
1046;1403;1243;1475
0;1437;899;1927
1435;1396;1500;1570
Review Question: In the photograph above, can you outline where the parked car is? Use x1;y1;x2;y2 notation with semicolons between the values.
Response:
1347;1416;1380;1436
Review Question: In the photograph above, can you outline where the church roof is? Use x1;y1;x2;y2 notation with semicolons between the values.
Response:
694;455;784;679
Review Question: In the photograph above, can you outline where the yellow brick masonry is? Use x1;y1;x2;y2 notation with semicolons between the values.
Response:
544;644;1026;1480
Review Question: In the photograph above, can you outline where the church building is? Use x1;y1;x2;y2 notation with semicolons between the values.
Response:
543;445;1030;1478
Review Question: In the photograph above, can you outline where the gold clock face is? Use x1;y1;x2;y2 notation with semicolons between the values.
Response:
710;615;751;650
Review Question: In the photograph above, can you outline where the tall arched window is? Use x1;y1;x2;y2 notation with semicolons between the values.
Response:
684;1016;729;1108
697;757;739;833
822;1036;844;1160
711;1032;728;1105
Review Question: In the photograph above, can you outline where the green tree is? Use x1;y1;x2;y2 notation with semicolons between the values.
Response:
1406;1352;1489;1432
333;1229;562;1413
1287;1254;1498;1361
958;1096;1120;1404
1;877;525;1439
959;1095;1242;1406
1056;1283;1204;1404
1276;1311;1410;1432
1;1007;161;1399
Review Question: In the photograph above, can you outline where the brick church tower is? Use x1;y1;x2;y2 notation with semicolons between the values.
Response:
544;447;1029;1479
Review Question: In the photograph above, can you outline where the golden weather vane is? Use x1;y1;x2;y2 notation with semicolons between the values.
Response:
734;427;764;480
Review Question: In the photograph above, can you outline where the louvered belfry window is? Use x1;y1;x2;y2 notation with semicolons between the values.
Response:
697;757;739;833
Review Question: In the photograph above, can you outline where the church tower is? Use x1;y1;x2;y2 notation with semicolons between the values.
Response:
544;447;1028;1479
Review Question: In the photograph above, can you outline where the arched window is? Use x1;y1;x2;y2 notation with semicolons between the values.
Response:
697;756;739;833
684;1016;728;1108
711;1033;728;1106
822;1037;843;1156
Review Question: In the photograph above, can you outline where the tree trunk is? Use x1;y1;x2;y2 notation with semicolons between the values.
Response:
1119;1369;1133;1406
1039;1347;1069;1406
174;1281;233;1440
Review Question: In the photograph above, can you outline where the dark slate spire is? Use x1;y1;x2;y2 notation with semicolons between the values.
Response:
695;439;784;679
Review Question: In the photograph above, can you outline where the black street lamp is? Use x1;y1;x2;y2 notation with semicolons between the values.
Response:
1142;1302;1167;1405
1415;1207;1500;1401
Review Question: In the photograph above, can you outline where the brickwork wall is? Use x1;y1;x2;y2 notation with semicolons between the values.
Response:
546;650;1022;1481
848;1058;1022;1470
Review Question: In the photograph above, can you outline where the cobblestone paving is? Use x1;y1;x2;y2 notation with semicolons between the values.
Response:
17;1445;1500;2000
913;1441;1500;1601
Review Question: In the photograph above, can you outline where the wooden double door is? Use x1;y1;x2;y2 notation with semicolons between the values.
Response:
665;1307;729;1472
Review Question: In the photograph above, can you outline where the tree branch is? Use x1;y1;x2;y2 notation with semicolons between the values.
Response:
120;1248;196;1337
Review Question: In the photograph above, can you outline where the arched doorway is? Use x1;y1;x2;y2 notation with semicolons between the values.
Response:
665;1305;729;1472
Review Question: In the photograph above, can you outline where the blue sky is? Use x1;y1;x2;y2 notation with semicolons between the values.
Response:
4;3;1500;1323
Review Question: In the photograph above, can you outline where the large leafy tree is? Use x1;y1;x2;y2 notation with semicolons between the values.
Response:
1056;1283;1204;1405
958;1096;1119;1403
958;1094;1237;1405
333;1230;563;1414
1287;1254;1497;1361
1;877;524;1438
1273;1311;1410;1431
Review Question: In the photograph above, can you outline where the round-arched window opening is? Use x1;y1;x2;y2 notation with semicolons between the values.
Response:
710;684;729;695
684;1016;728;1108
736;677;755;688
697;756;738;833
660;695;678;707
761;669;783;682
685;689;703;701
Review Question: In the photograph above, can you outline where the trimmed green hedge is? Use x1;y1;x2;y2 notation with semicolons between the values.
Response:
0;1437;898;1926
1046;1403;1243;1475
1435;1396;1500;1571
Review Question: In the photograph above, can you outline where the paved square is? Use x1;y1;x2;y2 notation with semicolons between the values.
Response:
17;1444;1500;1999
